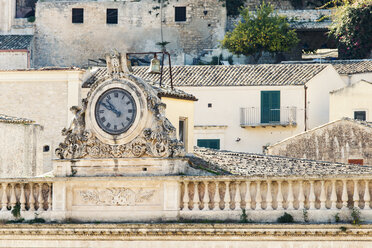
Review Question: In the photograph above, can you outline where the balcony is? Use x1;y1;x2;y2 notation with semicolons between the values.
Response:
240;107;297;127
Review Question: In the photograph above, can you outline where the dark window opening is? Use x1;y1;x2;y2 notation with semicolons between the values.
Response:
107;9;118;24
197;139;220;150
72;8;84;23
175;7;186;22
354;111;366;121
208;103;212;108
43;145;50;152
16;0;37;18
179;119;185;144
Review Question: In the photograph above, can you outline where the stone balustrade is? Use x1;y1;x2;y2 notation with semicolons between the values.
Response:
0;180;53;215
180;177;372;222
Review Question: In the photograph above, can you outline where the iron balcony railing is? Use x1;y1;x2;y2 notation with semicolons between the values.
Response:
240;107;297;127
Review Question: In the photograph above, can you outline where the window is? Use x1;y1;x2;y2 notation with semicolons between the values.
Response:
261;91;280;124
43;145;50;152
179;119;185;144
107;9;118;24
208;103;212;108
175;7;186;22
197;139;220;150
72;8;84;23
354;111;366;121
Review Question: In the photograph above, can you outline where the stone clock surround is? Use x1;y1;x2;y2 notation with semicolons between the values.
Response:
87;79;148;146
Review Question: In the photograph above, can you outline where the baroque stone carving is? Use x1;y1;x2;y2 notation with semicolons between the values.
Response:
56;51;185;159
79;187;156;206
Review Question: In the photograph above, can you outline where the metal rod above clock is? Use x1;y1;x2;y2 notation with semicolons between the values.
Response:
126;51;174;90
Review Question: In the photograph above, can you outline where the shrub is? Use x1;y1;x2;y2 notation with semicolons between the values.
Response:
277;212;294;223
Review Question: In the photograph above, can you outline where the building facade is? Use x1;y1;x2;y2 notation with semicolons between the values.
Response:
133;64;346;153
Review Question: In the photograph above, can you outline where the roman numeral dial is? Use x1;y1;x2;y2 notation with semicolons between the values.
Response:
94;88;137;135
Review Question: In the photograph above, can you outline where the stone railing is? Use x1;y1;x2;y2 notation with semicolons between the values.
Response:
0;180;53;215
180;177;372;222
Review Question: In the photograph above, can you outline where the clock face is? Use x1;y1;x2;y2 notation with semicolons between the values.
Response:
94;88;137;135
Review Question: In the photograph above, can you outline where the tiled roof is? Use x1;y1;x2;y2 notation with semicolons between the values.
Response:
85;64;328;88
0;114;34;124
331;60;372;75
283;60;372;75
191;147;372;177
0;35;33;50
83;67;197;101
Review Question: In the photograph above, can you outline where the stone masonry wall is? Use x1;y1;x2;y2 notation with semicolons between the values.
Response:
33;0;226;67
0;122;43;177
267;119;372;165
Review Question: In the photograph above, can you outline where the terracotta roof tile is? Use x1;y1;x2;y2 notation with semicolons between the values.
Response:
0;35;33;50
84;64;328;89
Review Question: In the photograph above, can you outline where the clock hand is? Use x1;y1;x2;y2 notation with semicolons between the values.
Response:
105;99;121;117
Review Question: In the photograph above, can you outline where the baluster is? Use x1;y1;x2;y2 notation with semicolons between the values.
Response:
29;183;35;211
298;180;305;209
287;181;294;210
364;180;371;210
202;181;210;211
353;180;359;208
10;184;16;209
330;180;338;210
38;183;44;211
235;182;242;211
277;181;284;210
48;183;52;211
20;184;26;211
255;181;262;210
320;180;327;209
245;181;251;210
192;182;199;211
224;181;231;211
1;183;8;211
342;180;348;209
266;181;273;210
213;182;220;211
182;181;189;211
309;181;316;210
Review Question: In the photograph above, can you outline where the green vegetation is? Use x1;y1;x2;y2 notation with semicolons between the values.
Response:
11;203;21;219
330;0;372;59
302;209;309;223
350;207;361;225
221;3;299;63
240;209;248;223
277;212;294;223
334;213;340;223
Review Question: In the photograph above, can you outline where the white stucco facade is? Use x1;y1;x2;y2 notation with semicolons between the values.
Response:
330;80;372;122
181;65;345;153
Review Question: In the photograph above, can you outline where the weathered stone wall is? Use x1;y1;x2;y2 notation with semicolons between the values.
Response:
33;0;226;67
0;70;83;165
267;119;372;165
0;121;43;177
0;51;28;69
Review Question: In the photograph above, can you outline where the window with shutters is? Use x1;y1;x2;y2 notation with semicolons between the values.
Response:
261;91;280;124
107;9;118;24
72;8;84;24
197;139;220;150
175;7;186;22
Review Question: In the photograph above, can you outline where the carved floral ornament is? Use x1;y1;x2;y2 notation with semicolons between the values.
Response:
56;51;185;159
78;187;157;206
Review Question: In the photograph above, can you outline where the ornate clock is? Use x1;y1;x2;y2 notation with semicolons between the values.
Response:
94;88;137;135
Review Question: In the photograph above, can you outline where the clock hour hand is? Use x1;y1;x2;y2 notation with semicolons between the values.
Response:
105;99;121;117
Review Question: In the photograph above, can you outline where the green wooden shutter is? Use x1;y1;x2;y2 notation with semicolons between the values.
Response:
261;91;280;123
197;139;220;150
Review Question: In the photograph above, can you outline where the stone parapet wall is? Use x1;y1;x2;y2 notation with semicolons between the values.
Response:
1;175;372;224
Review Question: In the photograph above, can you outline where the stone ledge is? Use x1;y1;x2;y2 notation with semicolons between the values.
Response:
0;223;371;240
